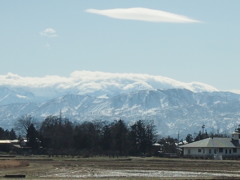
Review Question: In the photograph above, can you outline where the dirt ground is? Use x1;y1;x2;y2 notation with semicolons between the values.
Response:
0;156;240;179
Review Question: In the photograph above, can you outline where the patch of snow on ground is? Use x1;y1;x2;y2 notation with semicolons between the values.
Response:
42;168;240;178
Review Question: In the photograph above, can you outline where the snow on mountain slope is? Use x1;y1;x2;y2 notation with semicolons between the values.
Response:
0;103;38;127
0;86;36;105
0;71;218;103
2;71;239;136
0;89;240;136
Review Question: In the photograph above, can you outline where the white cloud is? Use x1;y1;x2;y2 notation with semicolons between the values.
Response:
229;90;240;94
0;71;217;96
86;7;200;23
40;28;58;37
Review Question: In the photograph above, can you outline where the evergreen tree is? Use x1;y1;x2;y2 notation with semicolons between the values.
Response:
40;115;74;152
73;121;101;152
0;127;5;139
129;120;156;155
26;124;40;151
129;120;146;154
185;134;193;143
110;120;129;155
101;125;112;151
194;131;209;141
0;128;17;140
9;129;17;140
145;121;156;154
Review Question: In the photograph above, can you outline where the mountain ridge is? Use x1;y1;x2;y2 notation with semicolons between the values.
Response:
0;71;218;105
0;71;239;137
0;88;240;137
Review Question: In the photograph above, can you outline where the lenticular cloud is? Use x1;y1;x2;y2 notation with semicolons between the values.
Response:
86;7;200;23
0;71;217;94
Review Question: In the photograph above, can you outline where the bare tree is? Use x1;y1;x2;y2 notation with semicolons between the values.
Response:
14;115;35;136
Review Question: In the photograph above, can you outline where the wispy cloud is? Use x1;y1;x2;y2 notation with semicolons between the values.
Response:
229;90;240;94
0;71;217;95
40;28;58;37
86;7;200;23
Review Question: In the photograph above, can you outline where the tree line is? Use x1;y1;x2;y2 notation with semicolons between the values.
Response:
0;127;17;140
185;130;229;143
1;115;232;156
13;115;157;156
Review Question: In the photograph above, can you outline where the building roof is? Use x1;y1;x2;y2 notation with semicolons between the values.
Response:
180;138;236;148
232;131;240;135
0;140;19;144
0;140;12;144
152;143;160;146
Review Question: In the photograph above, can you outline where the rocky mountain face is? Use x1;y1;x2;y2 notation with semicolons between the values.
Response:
0;86;240;137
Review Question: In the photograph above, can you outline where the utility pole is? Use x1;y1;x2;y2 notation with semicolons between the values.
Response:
202;124;205;134
59;109;62;121
177;131;180;143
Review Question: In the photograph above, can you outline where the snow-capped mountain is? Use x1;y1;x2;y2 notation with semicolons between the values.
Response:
0;89;240;136
0;71;217;103
1;71;240;137
0;86;37;105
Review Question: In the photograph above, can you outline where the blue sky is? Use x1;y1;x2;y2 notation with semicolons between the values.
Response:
0;1;240;91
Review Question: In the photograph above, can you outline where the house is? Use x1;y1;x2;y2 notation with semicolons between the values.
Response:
0;139;30;154
180;131;240;159
0;140;13;152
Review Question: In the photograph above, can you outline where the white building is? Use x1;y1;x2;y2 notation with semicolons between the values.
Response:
180;132;240;159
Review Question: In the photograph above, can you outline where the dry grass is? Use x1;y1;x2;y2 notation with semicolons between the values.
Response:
0;156;240;179
0;160;29;169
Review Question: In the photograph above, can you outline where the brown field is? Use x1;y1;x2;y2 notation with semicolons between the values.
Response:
0;160;29;169
0;156;240;179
